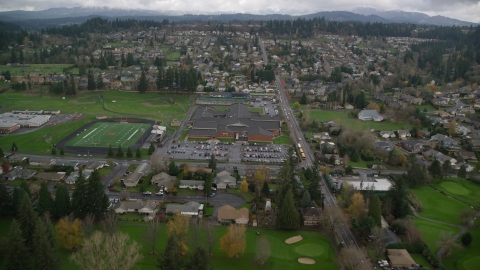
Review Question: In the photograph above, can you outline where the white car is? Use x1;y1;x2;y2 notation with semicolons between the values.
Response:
143;191;152;195
155;191;164;196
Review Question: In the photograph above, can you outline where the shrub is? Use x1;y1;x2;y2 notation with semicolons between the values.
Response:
461;232;473;246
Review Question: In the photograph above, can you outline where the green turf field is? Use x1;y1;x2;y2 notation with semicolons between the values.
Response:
443;221;480;270
65;122;150;148
432;178;480;207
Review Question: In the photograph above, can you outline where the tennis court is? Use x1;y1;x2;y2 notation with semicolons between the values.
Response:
65;122;151;148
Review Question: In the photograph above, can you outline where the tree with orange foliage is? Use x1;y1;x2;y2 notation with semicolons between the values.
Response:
55;217;83;250
347;193;366;220
220;224;246;258
366;102;380;112
166;210;190;255
239;180;249;193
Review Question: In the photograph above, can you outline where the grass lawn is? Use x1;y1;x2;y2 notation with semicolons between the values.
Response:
7;179;22;186
248;107;264;114
431;178;480;207
166;51;180;60
0;64;73;76
306;110;411;131
443;220;480;270
416;104;437;113
176;188;200;196
410;185;469;225
410;253;433;269
273;135;292;145
413;217;461;253
65;122;150;148
179;130;188;141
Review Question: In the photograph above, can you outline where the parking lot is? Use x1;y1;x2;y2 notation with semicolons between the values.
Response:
241;144;287;163
249;98;279;116
167;141;231;161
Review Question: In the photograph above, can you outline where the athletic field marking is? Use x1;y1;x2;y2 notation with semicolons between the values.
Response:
126;129;139;141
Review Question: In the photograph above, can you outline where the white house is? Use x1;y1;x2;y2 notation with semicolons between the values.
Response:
379;131;396;138
179;180;205;190
358;110;383;121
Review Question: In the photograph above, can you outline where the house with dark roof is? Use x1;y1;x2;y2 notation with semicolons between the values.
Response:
358;110;383;121
188;104;282;142
302;208;322;226
165;201;203;216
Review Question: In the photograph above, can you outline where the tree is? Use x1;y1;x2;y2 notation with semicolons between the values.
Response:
166;211;190;255
0;182;12;216
116;145;124;158
300;190;312;208
261;181;270;197
126;147;133;158
255;236;271;265
347;193;365;220
448;120;457;136
158;235;183;270
239;179;249;193
276;189;299;229
386;176;410;218
10;48;17;63
185;246;209;270
138;69;148;93
37;182;54;216
20;180;31;198
84;170;109;219
53;184;70;218
406;162;427;187
299;92;307;104
458;164;467;179
293;101;301;111
60;148;64;155
101;210;118;235
55;217;83;250
107;144;114;158
143;219;160;254
203;220;217;256
442;160;451;176
82;213;95;236
34;218;60;270
437;231;462;257
461;232;473;246
366;102;380;111
4;70;12;81
70;231;143;270
168;160;179;176
220;224;247;258
148;143;155;155
51;148;57;155
12;188;26;216
11;142;18;152
208;153;216;170
368;195;382;227
459;209;477;228
338;246;370;270
136;148;142;158
0;147;4;157
429;159;443;179
18;195;37;248
87;70;96;90
4;219;30;270
371;227;386;257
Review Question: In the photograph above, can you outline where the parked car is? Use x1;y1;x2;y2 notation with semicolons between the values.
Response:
143;191;152;195
155;190;164;196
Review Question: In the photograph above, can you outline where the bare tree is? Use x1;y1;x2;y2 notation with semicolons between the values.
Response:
338;246;370;270
437;231;462;258
102;210;118;235
459;209;477;229
370;227;386;258
190;218;202;249
70;231;143;270
82;213;95;236
203;221;217;256
120;190;130;201
322;205;342;234
143;218;160;254
255;236;271;265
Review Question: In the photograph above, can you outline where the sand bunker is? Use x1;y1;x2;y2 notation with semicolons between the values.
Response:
285;235;303;244
298;258;316;265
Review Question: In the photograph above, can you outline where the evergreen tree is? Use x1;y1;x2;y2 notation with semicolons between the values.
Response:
84;170;109;219
121;53;126;66
79;65;86;76
53;184;70;218
37;182;54;216
12;188;26;216
60;148;64;155
458;165;467;179
308;164;322;203
20;180;32;198
107;144;114;158
4;219;30;270
300;190;312;208
126;53;134;67
185;246;209;270
168;160;179;176
126;147;133;158
148;143;155;155
158;235;183;270
429;159;443;179
461;232;473;246
387;176;410;218
136;148;142;158
96;76;104;90
71;170;88;218
261;181;270;197
406;163;427;188
138;69;148;93
51;148;57;155
10;48;17;63
87;70;96;90
208;154;217;170
276;189;299;229
11;142;18;152
18;195;38;248
368;195;382;227
99;56;107;70
0;146;4;157
116;145;124;158
299;92;307;104
34;219;60;270
0;182;12;216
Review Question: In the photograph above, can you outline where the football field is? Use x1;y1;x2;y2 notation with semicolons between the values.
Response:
65;122;151;148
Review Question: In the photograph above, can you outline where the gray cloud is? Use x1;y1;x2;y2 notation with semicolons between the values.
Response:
0;0;479;23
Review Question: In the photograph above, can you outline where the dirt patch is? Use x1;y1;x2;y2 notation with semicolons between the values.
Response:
23;94;39;97
285;235;303;244
298;258;315;265
141;102;169;107
69;100;95;104
107;132;116;136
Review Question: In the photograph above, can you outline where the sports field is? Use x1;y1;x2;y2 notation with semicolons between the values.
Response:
65;122;150;148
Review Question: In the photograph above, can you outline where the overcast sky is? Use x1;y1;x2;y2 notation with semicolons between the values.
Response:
1;0;480;23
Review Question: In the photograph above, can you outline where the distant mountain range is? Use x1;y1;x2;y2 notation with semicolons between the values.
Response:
0;6;477;29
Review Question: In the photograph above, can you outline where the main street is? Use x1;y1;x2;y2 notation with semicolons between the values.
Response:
259;38;370;267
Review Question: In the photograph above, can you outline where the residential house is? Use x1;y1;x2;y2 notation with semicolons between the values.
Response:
387;249;416;268
29;158;55;167
452;162;474;172
165;201;202;216
313;132;331;141
36;172;66;182
456;151;478;163
123;163;151;187
179;180;205;190
470;139;480;150
324;154;342;165
3;167;36;181
302;208;322;226
217;205;249;224
397;130;411;139
114;200;158;215
433;111;451;118
379;131;396;139
423;149;457;165
84;161;105;173
214;170;237;189
151;172;175;186
402;140;426;153
358;110;383;121
375;141;392;152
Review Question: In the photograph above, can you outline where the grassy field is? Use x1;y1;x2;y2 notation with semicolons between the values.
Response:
0;64;73;76
410;185;469;225
413;217;461;253
248;107;264;114
273;135;292;145
306;110;411;131
166;51;180;60
443;221;480;270
65;122;150;148
410;253;433;269
432;178;480;207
